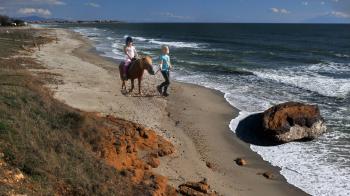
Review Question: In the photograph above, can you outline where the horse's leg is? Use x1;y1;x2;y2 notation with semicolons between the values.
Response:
122;80;126;91
119;64;127;92
138;77;142;95
129;79;134;93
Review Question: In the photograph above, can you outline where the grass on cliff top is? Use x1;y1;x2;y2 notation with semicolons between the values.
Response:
0;28;49;58
0;29;149;196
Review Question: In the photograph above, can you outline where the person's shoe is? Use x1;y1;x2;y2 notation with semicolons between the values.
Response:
157;85;162;94
162;92;169;97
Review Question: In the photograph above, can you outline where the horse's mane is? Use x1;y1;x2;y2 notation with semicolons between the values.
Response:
128;58;140;71
129;56;151;71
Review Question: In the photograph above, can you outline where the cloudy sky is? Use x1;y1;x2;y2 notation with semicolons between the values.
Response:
0;0;349;23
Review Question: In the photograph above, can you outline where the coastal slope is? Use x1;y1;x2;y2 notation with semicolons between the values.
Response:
0;28;176;195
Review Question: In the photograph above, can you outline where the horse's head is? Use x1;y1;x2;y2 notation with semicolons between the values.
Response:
141;56;155;75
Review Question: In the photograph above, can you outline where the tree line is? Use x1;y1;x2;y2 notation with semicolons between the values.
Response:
0;15;26;26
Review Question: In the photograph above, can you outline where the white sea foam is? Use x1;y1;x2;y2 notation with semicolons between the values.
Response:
148;39;203;48
196;48;230;52
73;28;102;40
250;133;350;196
132;36;147;41
100;53;117;60
229;111;254;133
335;53;350;58
124;35;148;42
111;49;124;59
175;59;220;66
101;50;124;60
124;35;204;49
252;64;350;98
140;51;154;56
307;62;350;73
112;42;119;48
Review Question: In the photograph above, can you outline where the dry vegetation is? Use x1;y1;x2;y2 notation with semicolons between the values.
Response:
0;29;177;196
0;28;49;57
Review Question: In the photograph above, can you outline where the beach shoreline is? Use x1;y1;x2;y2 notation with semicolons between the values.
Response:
32;28;307;196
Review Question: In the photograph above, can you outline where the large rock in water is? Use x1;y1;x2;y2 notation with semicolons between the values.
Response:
262;102;327;143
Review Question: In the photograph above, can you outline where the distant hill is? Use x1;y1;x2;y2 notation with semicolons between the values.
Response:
16;15;122;24
17;15;66;22
17;16;49;22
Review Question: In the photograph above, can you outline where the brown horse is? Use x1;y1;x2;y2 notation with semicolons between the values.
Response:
119;56;155;94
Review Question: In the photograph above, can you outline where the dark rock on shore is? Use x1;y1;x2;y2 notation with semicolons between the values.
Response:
256;171;275;179
262;171;275;179
178;178;218;196
234;158;247;166
206;161;213;169
262;102;327;143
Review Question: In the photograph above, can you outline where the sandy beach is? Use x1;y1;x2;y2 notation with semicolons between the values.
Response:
31;28;307;196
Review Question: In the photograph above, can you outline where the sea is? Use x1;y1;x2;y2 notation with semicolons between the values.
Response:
53;23;350;196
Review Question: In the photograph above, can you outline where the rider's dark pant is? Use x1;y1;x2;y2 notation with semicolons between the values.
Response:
160;71;170;93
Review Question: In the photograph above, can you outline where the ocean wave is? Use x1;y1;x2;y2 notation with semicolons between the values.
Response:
335;53;350;58
174;60;254;75
242;50;258;54
101;50;124;60
149;39;204;48
124;35;205;49
132;36;147;41
250;131;350;196
175;59;218;66
173;73;272;112
73;28;99;35
307;62;350;73
140;51;154;56
252;64;350;98
112;42;119;48
111;49;124;59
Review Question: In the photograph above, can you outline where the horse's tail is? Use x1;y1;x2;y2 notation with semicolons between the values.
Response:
118;62;125;81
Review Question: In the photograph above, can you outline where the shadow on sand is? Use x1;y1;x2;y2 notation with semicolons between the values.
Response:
129;94;160;98
120;90;162;98
235;113;283;146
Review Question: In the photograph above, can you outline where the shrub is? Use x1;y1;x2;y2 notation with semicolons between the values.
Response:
14;19;25;26
0;121;7;132
0;15;10;26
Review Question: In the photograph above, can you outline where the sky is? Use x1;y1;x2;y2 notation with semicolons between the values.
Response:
0;0;349;23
